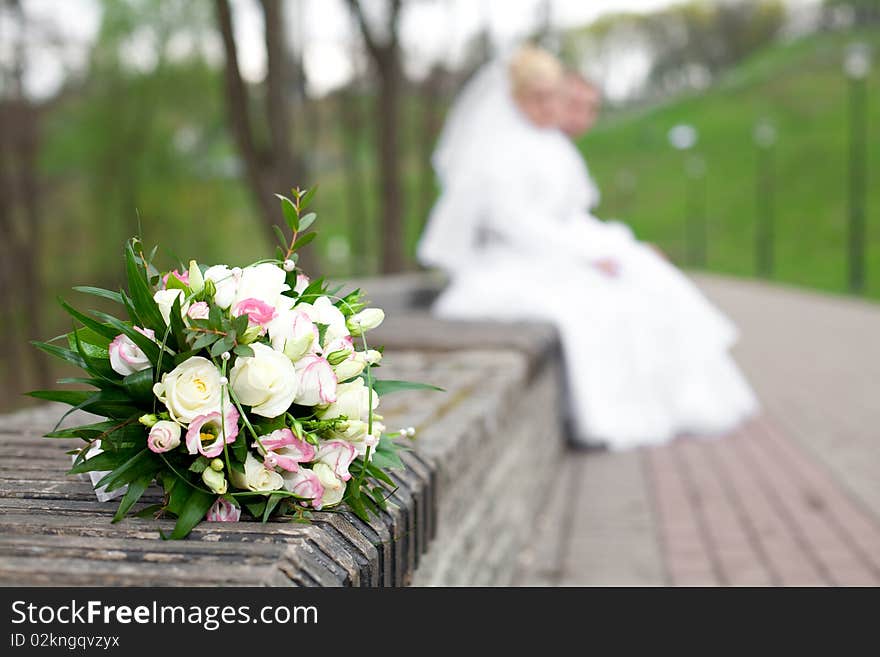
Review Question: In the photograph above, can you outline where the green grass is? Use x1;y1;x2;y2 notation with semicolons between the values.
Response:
577;28;880;299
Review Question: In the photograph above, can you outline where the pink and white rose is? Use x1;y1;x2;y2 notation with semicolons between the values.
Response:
315;440;357;482
281;467;324;507
294;355;337;406
230;453;284;492
312;463;345;508
185;406;240;458
109;327;155;376
186;301;210;321
317;379;379;422
232;297;277;328
257;428;315;472
206;497;240;522
146;420;181;454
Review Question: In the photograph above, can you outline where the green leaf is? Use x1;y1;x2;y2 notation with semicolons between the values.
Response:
94;448;155;492
58;299;119;340
244;499;267;519
231;432;247;464
121;368;155;404
291;232;316;252
299;185;318;210
370;379;445;396
277;195;299;231
298;212;317;232
190;332;220;351
233;344;254;358
231;313;249;336
68;449;134;475
73;286;123;304
210;336;234;357
89;311;161;364
167;296;186;353
28;389;93;407
262;493;284;522
125;240;166;333
112;472;155;523
134;504;163;519
45;419;121;439
31;341;88;370
272;224;288;250
168;488;215;540
188;457;210;473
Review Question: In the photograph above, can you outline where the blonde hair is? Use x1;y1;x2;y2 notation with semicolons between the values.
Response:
508;45;563;96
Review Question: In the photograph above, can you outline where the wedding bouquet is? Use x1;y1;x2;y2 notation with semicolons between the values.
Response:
31;188;436;539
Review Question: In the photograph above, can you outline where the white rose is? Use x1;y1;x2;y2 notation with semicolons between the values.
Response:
333;355;365;383
294;354;338;406
331;419;383;457
228;342;298;418
234;263;290;308
317;378;378;422
204;264;241;309
297;296;349;349
108;328;154;376
313;462;345;507
152;356;223;424
266;308;319;362
347;308;385;336
229;452;283;492
153;289;189;326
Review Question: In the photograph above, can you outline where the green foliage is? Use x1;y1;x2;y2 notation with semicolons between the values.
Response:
579;29;880;298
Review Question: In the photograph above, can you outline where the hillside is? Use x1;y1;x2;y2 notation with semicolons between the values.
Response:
578;29;880;299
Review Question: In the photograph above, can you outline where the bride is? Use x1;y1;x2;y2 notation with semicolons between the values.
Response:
417;45;758;450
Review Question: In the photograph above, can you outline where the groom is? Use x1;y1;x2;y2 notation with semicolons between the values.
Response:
557;71;668;269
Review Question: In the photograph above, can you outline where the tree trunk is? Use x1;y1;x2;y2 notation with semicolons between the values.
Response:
215;0;317;273
339;84;369;273
376;53;405;273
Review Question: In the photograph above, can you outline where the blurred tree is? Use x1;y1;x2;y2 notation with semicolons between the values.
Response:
824;0;880;25
214;0;317;272
345;0;406;273
0;0;51;390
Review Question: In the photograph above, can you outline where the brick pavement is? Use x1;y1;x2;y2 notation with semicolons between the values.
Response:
514;275;880;586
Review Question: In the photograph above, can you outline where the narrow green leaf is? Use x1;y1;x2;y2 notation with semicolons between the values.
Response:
73;286;123;304
112;472;155;523
121;368;155;404
89;311;161;364
59;299;119;340
371;379;445;396
31;341;88;370
168;488;214;540
125;240;165;333
272;224;288;249
262;493;283;523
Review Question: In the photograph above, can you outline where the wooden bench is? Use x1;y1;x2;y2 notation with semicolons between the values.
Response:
0;298;564;586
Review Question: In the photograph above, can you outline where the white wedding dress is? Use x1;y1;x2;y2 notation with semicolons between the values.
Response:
417;59;758;450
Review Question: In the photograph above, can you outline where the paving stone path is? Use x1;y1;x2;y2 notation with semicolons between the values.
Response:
515;275;880;586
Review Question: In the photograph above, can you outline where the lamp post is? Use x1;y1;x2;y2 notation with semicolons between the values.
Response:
754;119;777;279
668;124;706;268
844;43;871;294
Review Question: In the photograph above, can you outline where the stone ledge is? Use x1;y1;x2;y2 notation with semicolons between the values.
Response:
0;337;564;586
